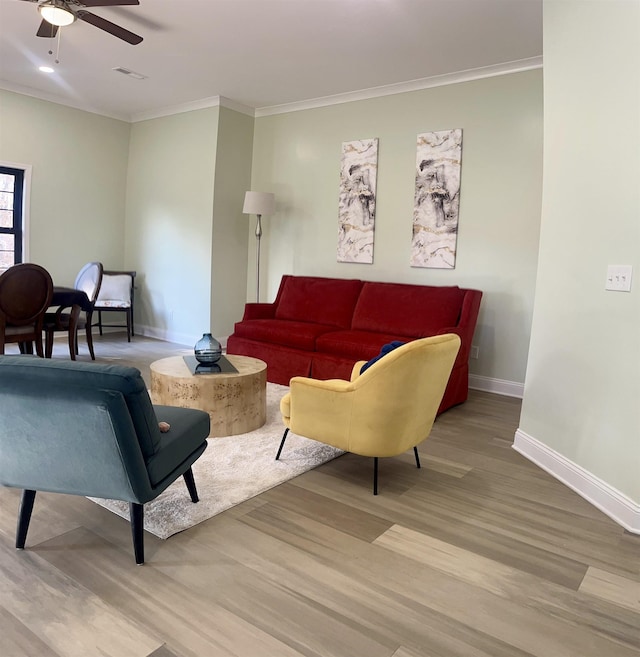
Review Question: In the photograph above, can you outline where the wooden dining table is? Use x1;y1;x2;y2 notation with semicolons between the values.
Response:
49;286;91;360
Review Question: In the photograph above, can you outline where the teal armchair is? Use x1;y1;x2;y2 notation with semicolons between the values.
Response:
0;355;210;564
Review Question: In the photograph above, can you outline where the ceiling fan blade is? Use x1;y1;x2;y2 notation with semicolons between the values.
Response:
76;10;143;44
36;19;58;38
77;0;140;6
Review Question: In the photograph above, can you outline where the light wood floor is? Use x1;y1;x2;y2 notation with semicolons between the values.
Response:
1;334;638;657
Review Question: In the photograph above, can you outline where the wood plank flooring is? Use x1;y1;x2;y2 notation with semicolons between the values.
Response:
1;333;638;656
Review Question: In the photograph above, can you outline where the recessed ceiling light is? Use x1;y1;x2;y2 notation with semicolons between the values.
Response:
39;66;55;73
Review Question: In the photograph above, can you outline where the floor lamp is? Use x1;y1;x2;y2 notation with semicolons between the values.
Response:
242;191;275;302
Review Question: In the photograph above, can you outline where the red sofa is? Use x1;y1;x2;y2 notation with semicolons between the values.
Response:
227;275;482;413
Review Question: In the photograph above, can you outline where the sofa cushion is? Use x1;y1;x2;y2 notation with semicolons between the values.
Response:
275;276;363;328
352;282;465;337
310;353;358;382
233;318;337;351
316;330;407;361
228;335;313;386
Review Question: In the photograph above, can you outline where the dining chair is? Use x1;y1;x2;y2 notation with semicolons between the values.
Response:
93;270;135;341
44;261;103;360
0;263;54;357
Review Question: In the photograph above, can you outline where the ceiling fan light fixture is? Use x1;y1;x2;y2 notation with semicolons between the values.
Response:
39;2;75;27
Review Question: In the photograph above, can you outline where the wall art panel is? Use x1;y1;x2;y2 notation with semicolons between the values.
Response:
337;138;378;264
411;129;463;269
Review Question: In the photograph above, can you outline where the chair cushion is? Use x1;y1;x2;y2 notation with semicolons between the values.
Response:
4;325;36;337
96;274;132;308
96;300;131;309
146;405;210;486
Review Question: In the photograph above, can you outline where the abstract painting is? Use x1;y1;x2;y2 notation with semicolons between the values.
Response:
411;129;463;269
337;138;378;263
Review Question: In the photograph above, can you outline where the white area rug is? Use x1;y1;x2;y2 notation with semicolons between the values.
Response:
89;383;343;539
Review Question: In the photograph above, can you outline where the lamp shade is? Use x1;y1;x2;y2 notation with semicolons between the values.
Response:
243;191;275;216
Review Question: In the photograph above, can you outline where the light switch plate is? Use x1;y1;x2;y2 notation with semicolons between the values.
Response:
605;265;633;292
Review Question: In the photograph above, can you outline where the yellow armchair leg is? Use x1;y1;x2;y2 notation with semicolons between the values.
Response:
275;428;289;461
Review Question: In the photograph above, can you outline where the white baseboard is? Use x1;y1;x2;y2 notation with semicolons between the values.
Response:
513;429;640;534
135;324;193;348
469;374;524;398
135;325;229;351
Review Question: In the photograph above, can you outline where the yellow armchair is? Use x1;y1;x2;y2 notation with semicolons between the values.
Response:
277;333;461;494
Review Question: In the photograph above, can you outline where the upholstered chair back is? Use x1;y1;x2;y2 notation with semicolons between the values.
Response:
283;333;461;458
0;356;163;502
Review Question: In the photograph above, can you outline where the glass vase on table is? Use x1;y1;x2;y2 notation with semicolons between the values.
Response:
194;333;222;365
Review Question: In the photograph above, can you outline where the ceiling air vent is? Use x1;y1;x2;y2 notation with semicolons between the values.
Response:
112;67;147;80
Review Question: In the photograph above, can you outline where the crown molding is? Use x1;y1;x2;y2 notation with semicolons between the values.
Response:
255;57;543;118
0;81;256;123
1;56;542;124
130;95;254;123
218;96;256;117
0;79;129;122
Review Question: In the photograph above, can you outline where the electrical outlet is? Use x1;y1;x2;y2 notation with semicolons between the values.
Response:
470;345;479;359
605;265;633;292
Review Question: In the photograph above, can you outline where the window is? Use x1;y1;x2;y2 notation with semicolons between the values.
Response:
0;166;24;274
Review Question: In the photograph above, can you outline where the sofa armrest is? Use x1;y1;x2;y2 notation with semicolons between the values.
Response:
242;302;276;320
435;289;482;367
435;327;466;367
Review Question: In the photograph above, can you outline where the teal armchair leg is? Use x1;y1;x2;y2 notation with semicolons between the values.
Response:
129;503;144;565
128;470;201;565
16;490;36;549
183;467;198;503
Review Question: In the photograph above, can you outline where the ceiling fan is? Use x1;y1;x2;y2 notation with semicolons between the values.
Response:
22;0;143;45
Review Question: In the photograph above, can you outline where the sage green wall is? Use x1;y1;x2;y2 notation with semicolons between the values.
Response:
125;108;219;345
0;90;129;284
210;107;254;339
250;71;543;385
519;1;640;501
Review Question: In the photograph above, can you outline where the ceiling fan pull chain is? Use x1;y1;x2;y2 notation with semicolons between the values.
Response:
54;26;62;64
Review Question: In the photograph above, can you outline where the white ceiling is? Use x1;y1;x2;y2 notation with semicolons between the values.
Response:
0;0;542;122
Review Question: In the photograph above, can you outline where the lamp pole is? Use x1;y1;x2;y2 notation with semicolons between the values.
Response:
255;213;263;302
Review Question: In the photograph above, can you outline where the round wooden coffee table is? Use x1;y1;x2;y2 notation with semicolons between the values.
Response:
150;354;267;437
